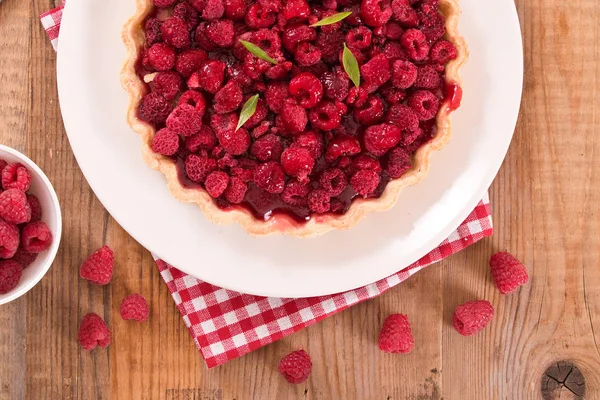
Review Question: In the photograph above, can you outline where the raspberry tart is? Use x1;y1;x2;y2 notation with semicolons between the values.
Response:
122;0;467;237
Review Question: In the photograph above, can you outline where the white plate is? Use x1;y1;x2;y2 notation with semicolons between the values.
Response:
57;0;523;298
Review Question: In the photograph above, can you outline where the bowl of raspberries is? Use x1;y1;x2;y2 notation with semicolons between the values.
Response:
0;145;61;305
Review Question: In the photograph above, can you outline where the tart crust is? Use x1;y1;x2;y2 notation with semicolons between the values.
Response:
121;0;468;237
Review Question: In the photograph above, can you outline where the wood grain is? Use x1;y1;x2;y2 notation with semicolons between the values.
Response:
1;0;600;398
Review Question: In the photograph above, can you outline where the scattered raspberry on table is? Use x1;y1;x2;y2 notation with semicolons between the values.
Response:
79;245;114;285
78;313;111;351
120;293;150;322
278;350;312;384
490;251;529;295
453;300;494;336
378;313;414;354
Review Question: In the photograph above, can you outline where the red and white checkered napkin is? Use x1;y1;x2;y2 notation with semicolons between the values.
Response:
41;6;494;368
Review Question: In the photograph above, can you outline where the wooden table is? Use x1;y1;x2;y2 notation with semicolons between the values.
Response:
1;0;599;398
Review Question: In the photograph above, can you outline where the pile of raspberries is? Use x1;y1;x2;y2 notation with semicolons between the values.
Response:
278;251;528;384
0;160;54;295
137;0;458;216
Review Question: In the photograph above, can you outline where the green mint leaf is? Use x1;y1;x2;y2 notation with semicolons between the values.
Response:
236;94;260;131
342;43;360;88
239;40;278;65
310;11;352;27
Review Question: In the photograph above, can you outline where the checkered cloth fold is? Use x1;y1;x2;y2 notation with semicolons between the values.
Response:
41;5;493;368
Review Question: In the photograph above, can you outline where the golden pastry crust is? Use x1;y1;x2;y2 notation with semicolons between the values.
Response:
121;0;468;237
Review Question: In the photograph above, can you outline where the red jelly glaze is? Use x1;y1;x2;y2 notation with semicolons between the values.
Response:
444;83;462;113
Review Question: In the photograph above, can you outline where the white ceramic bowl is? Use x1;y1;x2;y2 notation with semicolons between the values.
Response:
0;145;62;305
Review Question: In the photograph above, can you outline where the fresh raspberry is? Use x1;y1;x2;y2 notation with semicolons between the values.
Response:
139;92;172;125
408;90;439;120
194;23;217;51
420;11;445;42
144;18;163;46
282;0;310;20
0;160;6;176
281;147;314;182
292;42;321;67
0;189;31;224
391;59;417;89
217;128;251;155
243;99;268;129
161;17;191;49
490;252;529;295
346;86;369;108
147;43;176;71
151;128;180;156
228;64;253;90
320;168;348;196
79;245;114;285
185;154;217;183
213;81;243;114
25;194;41;222
175;49;208;77
278;350;312;384
322;0;338;9
210;112;239;136
386;147;412;178
265;61;293;80
391;0;419;27
153;0;177;7
185;126;217;152
265;82;289;114
166;104;204;137
282;24;317;53
280;102;308;133
381;87;407;104
360;0;393;27
2;163;31;192
189;0;206;14
224;176;248;203
453;300;494;336
21;221;52;253
224;0;247;20
348;154;382;176
383;41;408;61
151;71;182;101
242;53;271;80
346;26;373;50
325;135;361;162
378;314;414;353
307;189;331;213
11;247;37;268
281;180;310;206
400;28;429;61
360;54;391;90
174;1;200;29
202;0;225;20
0;220;19;259
258;0;282;14
316;31;345;64
288;73;323;109
205;19;235;47
245;4;277;29
251;29;282;56
254;162;285;194
0;260;22;294
429;40;457;64
212;146;226;159
364;123;402;156
250;134;283;162
192;60;226;94
291;131;324;159
178;90;207;115
353;95;385;125
414;64;441;89
322;68;350;102
120;294;150;322
217;153;239;169
205;171;230;198
351;169;380;196
78;313;111;351
308;101;343;130
383;21;404;40
251;122;271;138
